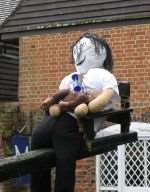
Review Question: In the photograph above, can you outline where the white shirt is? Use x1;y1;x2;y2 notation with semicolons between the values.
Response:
59;68;120;132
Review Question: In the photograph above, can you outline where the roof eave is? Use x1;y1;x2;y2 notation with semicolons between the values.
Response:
1;13;150;40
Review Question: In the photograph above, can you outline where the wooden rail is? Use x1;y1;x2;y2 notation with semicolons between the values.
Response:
0;81;138;182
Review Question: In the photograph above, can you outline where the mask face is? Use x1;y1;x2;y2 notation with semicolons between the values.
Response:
73;37;107;74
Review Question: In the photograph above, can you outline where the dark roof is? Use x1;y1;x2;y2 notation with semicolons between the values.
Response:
1;0;150;39
0;0;20;25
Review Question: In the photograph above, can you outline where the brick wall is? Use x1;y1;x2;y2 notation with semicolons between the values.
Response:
19;23;150;191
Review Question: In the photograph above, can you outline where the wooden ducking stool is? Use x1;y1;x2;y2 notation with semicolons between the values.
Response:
0;81;137;182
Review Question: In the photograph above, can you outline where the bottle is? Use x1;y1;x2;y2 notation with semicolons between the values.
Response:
71;74;81;93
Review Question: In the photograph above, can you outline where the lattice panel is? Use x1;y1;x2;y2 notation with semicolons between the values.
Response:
99;150;118;187
125;140;150;187
97;137;150;191
125;140;145;186
146;141;150;186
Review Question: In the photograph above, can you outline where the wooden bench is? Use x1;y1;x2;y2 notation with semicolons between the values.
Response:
0;81;137;182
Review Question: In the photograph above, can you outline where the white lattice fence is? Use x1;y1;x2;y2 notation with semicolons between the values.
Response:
96;137;150;192
125;140;150;187
96;149;118;191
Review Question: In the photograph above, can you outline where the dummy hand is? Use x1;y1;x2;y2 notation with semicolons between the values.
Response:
49;92;89;117
41;96;52;112
62;93;88;110
74;91;101;117
41;89;70;112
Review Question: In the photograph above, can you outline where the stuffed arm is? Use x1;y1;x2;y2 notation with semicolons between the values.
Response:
74;88;113;116
42;88;113;117
49;92;89;117
88;88;113;113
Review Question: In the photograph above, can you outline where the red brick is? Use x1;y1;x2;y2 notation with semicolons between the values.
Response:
19;23;150;191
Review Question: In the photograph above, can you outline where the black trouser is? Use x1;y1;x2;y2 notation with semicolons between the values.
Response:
31;113;87;192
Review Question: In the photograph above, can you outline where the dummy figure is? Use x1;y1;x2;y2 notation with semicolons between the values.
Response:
31;33;119;192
